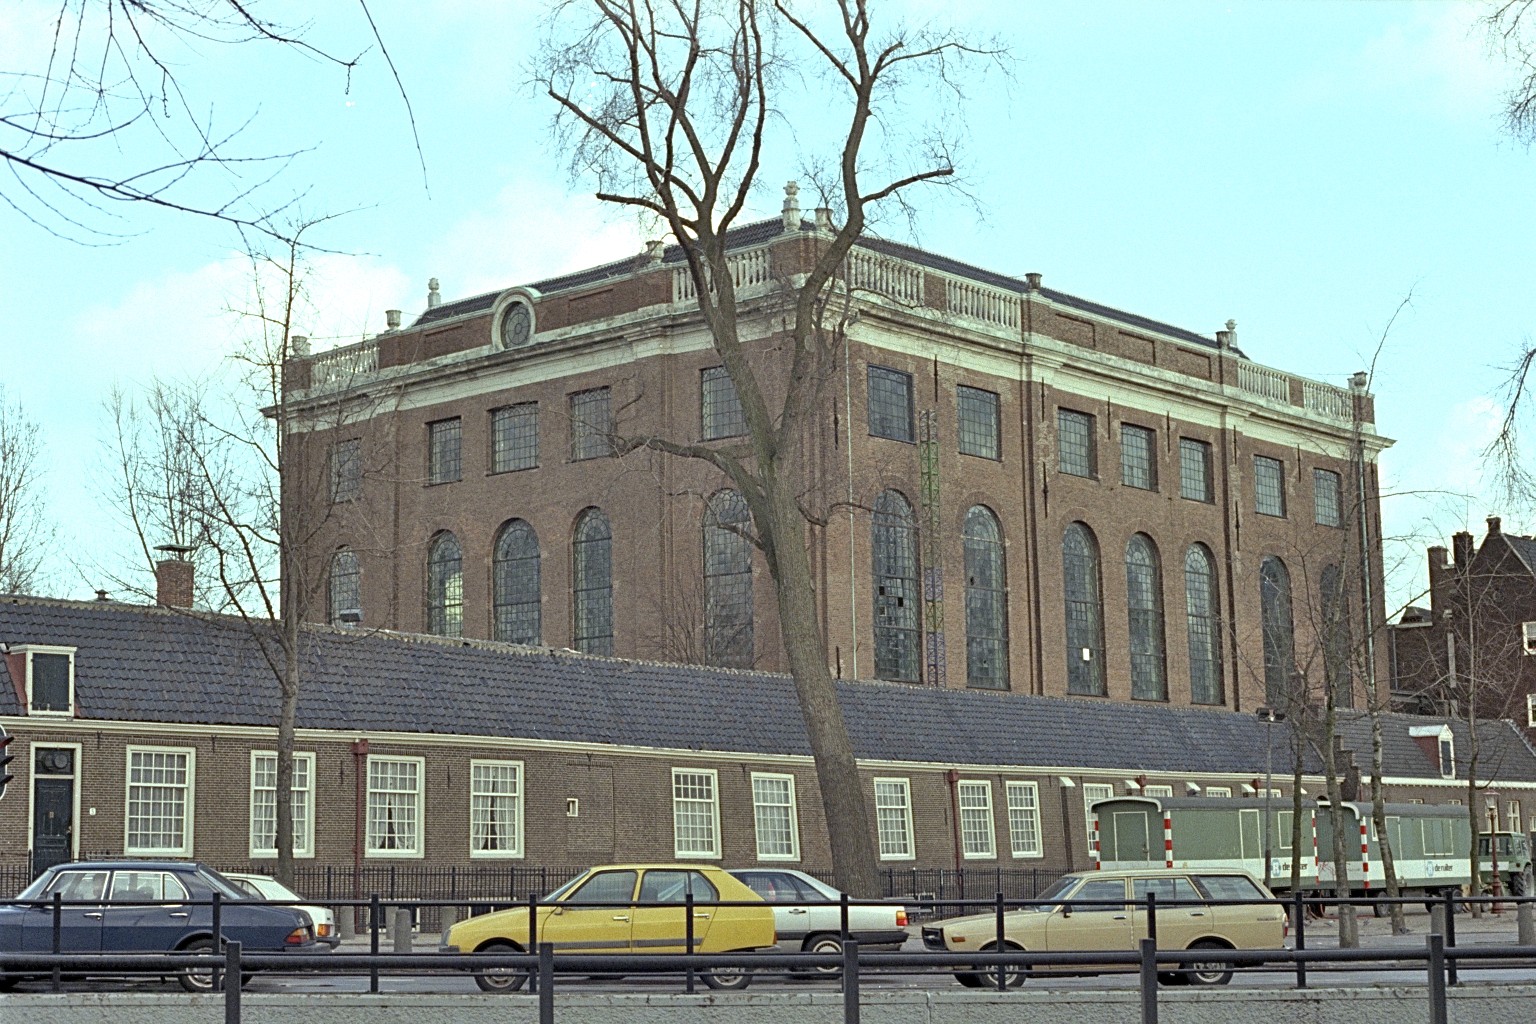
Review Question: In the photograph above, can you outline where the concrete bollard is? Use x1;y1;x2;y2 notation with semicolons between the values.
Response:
440;905;459;932
1519;901;1535;946
1430;904;1447;937
391;907;413;952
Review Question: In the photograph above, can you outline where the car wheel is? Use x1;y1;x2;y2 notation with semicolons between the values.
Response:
701;963;753;990
0;973;18;993
977;941;1027;988
1157;971;1187;986
1184;941;1233;986
176;938;220;993
472;942;529;993
803;934;845;976
953;971;984;988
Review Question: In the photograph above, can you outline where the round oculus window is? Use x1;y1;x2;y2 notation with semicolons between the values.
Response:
500;302;532;348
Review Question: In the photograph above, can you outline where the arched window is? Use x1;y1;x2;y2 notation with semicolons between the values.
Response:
1125;533;1166;701
872;489;920;682
328;548;361;626
1063;522;1105;695
703;490;754;668
1183;544;1223;704
1321;564;1353;708
493;519;541;645
573;508;613;656
1259;556;1295;707
963;505;1008;690
426;532;463;637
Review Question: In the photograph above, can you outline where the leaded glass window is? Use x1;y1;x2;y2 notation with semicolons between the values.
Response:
872;490;920;682
1255;456;1286;517
491;403;539;473
493;520;541;645
958;385;1001;459
426;532;463;637
427;418;461;484
704;490;753;667
1322;564;1353;708
330;438;361;501
701;367;747;440
329;548;361;625
1179;438;1213;502
963;505;1008;689
1120;424;1156;490
1314;469;1342;527
573;508;613;655
1259;556;1295;707
570;387;614;460
1058;409;1095;477
1063;522;1105;695
1125;533;1167;700
1184;544;1223;704
868;366;914;442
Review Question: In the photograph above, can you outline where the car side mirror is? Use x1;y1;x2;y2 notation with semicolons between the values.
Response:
1060;902;1073;917
550;906;565;916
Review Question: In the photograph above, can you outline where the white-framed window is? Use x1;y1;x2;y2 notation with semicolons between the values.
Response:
15;645;76;716
958;781;996;858
1143;785;1174;798
672;769;720;858
470;760;524;858
1523;621;1536;655
1509;800;1523;836
125;746;194;856
874;778;915;860
750;772;800;861
1005;782;1043;858
366;755;424;857
1205;786;1232;798
249;751;315;859
1083;783;1113;845
1528;693;1536;729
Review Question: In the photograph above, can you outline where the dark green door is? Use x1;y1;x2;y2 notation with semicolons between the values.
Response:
31;747;75;877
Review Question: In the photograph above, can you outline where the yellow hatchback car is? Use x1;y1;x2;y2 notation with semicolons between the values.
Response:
442;864;776;991
921;868;1287;987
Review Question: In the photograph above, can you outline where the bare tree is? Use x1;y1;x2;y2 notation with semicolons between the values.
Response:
536;0;1003;894
0;388;54;594
1488;1;1536;143
2;1;417;243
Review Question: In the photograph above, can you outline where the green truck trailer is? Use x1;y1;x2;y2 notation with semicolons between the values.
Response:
1090;795;1533;899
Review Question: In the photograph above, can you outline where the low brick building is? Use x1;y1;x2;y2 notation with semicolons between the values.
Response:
4;595;1531;891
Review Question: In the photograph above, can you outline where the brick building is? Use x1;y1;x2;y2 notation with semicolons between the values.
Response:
1392;516;1536;735
284;193;1391;713
4;595;1530;887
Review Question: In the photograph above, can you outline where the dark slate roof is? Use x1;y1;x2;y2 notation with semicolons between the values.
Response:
407;218;1231;353
1501;533;1536;575
3;596;1530;782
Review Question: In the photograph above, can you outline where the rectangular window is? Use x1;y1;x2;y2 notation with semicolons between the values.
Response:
1313;468;1342;527
1204;786;1232;798
672;769;721;858
874;778;915;860
1057;408;1096;477
427;418;462;484
249;752;315;858
1179;438;1213;502
1254;455;1286;517
23;647;75;714
125;747;194;855
1120;424;1157;490
1083;782;1113;847
701;367;747;440
569;387;614;460
958;781;996;858
957;385;1001;460
1143;785;1174;798
1005;782;1043;858
470;760;524;858
490;403;539;473
366;756;424;857
330;438;361;501
867;365;915;442
750;772;800;860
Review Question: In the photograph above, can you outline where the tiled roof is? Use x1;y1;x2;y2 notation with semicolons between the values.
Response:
1501;533;1536;575
407;219;1230;353
3;596;1532;782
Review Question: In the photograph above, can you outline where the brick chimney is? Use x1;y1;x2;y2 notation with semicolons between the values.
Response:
153;544;195;608
1487;515;1502;536
1452;530;1474;569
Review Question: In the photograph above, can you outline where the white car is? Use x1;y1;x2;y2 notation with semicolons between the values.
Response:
225;872;341;948
728;868;909;971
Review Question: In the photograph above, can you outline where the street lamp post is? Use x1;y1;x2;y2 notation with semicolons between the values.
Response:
1257;707;1284;891
1488;794;1504;913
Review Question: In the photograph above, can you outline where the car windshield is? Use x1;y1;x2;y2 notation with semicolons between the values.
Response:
1025;876;1079;912
197;866;254;900
544;875;585;902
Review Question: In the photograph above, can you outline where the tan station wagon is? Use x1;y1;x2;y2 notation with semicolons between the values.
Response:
920;868;1286;986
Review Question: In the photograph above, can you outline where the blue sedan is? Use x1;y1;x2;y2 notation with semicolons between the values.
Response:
0;860;322;991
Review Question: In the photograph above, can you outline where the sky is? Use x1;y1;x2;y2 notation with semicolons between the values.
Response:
2;0;1534;613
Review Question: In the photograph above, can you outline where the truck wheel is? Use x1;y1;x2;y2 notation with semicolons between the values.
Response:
1511;868;1533;898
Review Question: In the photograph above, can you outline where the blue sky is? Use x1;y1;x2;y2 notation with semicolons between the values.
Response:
3;0;1533;612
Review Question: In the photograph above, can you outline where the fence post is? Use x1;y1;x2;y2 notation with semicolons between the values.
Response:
369;893;381;994
1145;890;1157;944
224;941;241;1024
51;891;61;991
685;890;697;994
1442;889;1458;987
993;891;1006;991
1426;933;1448;1024
1291;890;1307;989
1138;937;1159;1024
527;892;539;994
538;943;555;1024
842;939;861;1024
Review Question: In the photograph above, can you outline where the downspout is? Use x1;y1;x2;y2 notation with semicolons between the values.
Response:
352;738;368;924
844;320;859;680
946;769;963;872
1021;288;1044;694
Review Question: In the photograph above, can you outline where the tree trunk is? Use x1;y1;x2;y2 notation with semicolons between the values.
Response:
1321;706;1359;947
1368;708;1407;933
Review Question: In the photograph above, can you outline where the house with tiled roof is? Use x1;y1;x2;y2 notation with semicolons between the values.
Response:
5;592;1533;889
1392;516;1536;747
